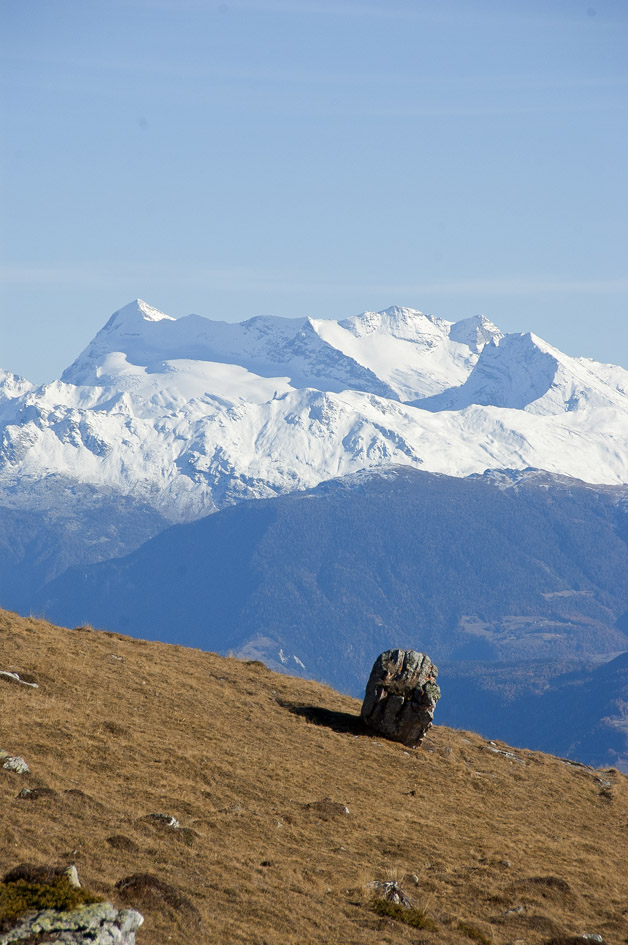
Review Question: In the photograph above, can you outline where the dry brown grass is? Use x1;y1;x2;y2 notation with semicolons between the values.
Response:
0;608;627;944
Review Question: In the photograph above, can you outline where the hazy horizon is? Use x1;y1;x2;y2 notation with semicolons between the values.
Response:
2;0;627;382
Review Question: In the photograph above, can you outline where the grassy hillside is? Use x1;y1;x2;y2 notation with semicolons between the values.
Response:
1;609;627;945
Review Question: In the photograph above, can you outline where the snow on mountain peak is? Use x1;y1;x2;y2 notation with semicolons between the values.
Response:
448;314;503;353
0;370;34;405
60;299;628;417
340;305;447;342
111;299;175;325
2;298;627;525
61;301;489;401
416;329;628;416
415;331;555;412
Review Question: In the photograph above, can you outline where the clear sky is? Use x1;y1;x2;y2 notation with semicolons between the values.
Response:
1;0;627;383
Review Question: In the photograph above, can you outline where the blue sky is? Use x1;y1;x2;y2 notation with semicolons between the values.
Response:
1;0;627;382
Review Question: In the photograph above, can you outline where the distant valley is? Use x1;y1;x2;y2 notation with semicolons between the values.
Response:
35;466;628;770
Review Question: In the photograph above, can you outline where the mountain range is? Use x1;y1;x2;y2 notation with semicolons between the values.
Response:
2;299;628;526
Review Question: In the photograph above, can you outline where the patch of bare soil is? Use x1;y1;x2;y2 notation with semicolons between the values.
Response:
0;609;627;944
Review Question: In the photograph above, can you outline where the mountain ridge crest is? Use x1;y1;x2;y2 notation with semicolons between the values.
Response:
1;299;627;522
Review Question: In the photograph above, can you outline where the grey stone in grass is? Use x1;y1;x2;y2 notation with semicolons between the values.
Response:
17;787;57;800
368;880;413;907
485;745;524;763
143;813;179;828
2;757;29;775
0;903;143;944
361;649;441;748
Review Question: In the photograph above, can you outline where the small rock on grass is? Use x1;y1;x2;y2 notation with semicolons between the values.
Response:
485;744;524;763
368;880;413;907
0;671;38;688
16;787;57;801
2;757;29;775
139;814;199;844
142;813;180;828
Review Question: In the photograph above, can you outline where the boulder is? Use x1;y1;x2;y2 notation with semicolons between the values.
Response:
360;649;441;747
0;902;143;944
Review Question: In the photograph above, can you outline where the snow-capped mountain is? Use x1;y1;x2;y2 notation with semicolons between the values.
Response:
417;331;628;415
0;369;34;404
60;300;500;401
1;299;628;521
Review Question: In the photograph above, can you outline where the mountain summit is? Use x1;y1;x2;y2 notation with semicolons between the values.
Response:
62;302;499;401
0;301;627;521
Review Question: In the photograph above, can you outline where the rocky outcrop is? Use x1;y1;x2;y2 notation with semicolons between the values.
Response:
0;865;143;944
0;902;143;944
360;649;441;747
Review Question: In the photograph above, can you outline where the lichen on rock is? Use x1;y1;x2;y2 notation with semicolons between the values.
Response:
2;757;29;775
0;901;143;944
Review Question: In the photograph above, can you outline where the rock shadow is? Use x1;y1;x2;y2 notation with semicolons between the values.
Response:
280;701;367;736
